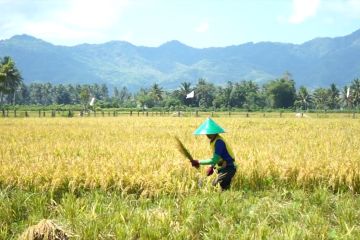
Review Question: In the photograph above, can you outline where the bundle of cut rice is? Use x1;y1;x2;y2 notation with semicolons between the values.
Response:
19;219;71;240
174;136;194;161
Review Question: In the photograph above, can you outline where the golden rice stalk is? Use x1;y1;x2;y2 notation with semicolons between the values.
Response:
19;219;71;240
174;136;194;161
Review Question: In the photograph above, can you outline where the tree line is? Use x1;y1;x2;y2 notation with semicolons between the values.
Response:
1;56;360;111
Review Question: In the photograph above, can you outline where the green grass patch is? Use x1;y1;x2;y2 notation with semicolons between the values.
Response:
1;187;360;239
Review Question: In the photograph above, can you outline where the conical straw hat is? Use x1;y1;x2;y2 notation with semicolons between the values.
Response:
193;117;226;135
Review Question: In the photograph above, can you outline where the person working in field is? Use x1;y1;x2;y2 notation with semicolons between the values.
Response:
190;118;236;190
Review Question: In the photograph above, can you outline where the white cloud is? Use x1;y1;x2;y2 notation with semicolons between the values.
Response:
348;0;360;17
0;0;130;45
195;21;209;33
348;0;360;9
333;0;360;18
289;0;321;24
58;0;129;30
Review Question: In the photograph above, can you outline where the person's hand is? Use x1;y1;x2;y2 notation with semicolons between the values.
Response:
191;160;200;169
206;166;214;176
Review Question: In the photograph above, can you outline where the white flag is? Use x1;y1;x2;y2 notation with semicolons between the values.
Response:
89;97;95;106
186;90;194;99
347;87;350;98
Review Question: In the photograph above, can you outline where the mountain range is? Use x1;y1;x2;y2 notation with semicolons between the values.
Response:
1;29;360;91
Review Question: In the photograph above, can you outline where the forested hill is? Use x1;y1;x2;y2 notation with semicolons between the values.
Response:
1;28;360;90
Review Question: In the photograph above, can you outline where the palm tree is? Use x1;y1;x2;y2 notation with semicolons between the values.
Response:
149;83;163;103
328;83;340;109
340;86;352;109
351;78;360;108
0;56;23;105
297;86;312;110
80;87;90;112
179;82;192;105
313;88;330;110
179;82;192;96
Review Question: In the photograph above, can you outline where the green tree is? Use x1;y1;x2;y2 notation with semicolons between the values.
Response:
265;77;296;108
0;73;5;84
179;82;192;106
340;86;352;109
222;81;233;108
313;88;330;110
17;83;30;104
113;87;120;98
295;86;312;110
91;84;101;100
229;82;246;107
241;81;261;109
136;88;154;109
350;78;360;108
53;84;71;104
212;86;226;109
328;83;340;109
163;93;182;108
100;83;109;100
29;83;43;104
195;78;216;108
68;84;80;104
0;56;23;105
149;83;163;106
119;87;131;103
41;83;53;105
113;86;132;106
80;86;91;111
213;82;233;109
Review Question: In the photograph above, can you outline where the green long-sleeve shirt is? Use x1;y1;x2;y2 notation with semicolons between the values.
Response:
199;153;220;166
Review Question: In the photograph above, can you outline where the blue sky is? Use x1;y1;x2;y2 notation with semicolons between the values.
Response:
0;0;360;48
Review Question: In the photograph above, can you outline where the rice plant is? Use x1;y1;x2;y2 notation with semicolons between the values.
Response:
1;117;360;239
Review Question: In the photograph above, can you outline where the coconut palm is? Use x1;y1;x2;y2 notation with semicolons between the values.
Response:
0;56;23;105
179;82;192;96
179;82;192;105
149;83;163;105
351;78;360;108
297;86;312;110
313;88;330;110
340;86;352;109
328;83;340;109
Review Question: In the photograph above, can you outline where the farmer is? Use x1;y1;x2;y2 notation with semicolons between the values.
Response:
190;117;236;190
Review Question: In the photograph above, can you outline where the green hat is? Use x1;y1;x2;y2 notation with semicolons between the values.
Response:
193;117;226;135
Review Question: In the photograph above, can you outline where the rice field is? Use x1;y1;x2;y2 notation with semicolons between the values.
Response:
1;116;360;239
